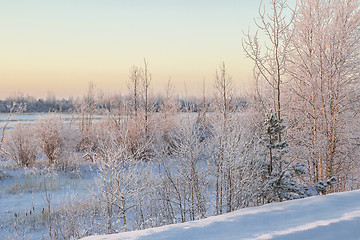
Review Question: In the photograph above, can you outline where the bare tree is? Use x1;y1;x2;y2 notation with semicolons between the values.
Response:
212;62;237;214
157;116;208;222
163;78;177;120
142;58;152;137
243;0;295;175
79;82;97;133
128;66;142;117
95;123;152;233
243;0;295;143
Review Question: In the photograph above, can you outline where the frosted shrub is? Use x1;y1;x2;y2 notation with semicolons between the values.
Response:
35;115;73;165
75;127;98;154
125;118;152;161
6;124;37;166
52;198;98;239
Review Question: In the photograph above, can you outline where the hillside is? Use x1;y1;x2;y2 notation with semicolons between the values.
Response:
82;190;360;240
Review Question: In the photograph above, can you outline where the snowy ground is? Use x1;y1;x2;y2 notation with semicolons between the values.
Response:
82;190;360;240
0;161;97;239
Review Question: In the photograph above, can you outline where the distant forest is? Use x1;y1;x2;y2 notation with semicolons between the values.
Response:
0;94;248;113
0;97;74;113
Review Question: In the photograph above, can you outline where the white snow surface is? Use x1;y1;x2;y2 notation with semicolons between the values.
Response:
82;190;360;240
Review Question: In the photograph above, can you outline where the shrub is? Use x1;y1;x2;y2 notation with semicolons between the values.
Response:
35;115;73;165
6;124;37;166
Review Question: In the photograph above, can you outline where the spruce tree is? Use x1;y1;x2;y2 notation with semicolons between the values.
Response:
263;110;304;202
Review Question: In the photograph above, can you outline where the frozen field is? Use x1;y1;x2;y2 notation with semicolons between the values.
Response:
0;113;103;132
0;162;98;239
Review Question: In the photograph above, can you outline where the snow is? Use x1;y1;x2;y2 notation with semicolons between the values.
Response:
82;190;360;240
0;163;97;239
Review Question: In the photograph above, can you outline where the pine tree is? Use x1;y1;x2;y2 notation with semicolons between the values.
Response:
263;110;304;202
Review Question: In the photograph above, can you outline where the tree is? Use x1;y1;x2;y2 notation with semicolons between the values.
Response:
74;82;98;154
80;82;97;133
211;62;238;214
262;110;293;202
243;0;295;143
128;66;142;117
142;58;152;137
288;0;360;190
95;126;149;233
264;110;288;176
163;78;177;120
157;116;208;222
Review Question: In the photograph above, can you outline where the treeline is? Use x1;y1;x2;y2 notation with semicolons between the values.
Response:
0;98;74;113
0;94;247;114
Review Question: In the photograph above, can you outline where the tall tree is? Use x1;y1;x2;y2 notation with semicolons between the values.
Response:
243;0;295;143
288;0;360;190
212;62;238;214
142;58;152;137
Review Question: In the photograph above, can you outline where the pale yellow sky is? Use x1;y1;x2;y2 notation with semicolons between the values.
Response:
0;0;258;99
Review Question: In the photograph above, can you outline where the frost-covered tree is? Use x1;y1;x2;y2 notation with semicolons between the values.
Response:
264;110;288;176
95;126;150;233
128;66;142;117
261;109;338;201
243;0;295;127
157;117;208;222
74;82;99;155
142;58;152;137
262;110;303;202
288;0;360;191
79;82;97;133
162;78;177;120
211;62;238;214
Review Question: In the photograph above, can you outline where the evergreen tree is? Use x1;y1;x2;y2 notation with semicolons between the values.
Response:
263;110;304;202
262;110;338;201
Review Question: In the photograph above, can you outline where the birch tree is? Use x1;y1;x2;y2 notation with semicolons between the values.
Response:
211;62;240;214
157;117;208;222
243;0;295;123
142;58;152;137
288;0;360;190
95;126;150;233
243;0;295;182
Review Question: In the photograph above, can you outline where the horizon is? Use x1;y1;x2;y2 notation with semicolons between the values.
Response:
0;0;267;99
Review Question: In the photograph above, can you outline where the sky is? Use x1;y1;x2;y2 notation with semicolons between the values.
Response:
0;0;261;99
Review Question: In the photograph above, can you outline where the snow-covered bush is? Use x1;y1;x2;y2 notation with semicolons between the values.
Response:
51;197;98;240
157;117;209;222
35;115;74;165
5;124;37;166
94;125;153;233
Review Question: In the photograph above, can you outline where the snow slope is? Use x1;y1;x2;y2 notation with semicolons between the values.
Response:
82;190;360;240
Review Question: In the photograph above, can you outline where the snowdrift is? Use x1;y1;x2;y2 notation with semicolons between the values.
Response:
82;190;360;240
